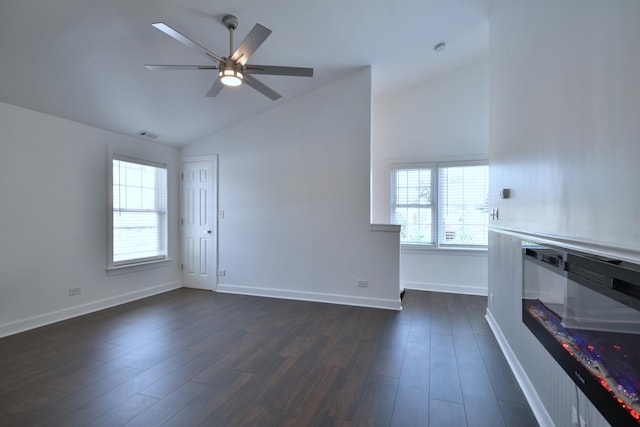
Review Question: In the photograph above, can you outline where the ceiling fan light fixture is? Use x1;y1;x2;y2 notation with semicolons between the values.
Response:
219;66;243;87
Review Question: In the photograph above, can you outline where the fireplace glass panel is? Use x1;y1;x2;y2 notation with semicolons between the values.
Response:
522;244;640;425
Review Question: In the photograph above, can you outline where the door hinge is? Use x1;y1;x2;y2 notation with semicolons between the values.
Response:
181;172;184;180
181;218;183;225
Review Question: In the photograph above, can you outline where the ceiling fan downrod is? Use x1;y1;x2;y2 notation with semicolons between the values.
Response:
222;15;238;57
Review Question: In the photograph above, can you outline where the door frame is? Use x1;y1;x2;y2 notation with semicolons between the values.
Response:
181;154;218;290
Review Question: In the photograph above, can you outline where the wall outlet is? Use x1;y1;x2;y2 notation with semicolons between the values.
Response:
571;406;587;427
68;287;82;296
356;279;368;288
218;269;226;276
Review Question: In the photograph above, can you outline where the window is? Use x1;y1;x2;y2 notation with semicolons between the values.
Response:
109;155;168;267
392;168;434;244
391;162;489;247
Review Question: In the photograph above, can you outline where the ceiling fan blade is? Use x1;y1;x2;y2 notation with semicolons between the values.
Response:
243;74;281;100
230;24;272;66
145;65;218;71
152;23;224;64
245;65;313;77
205;79;225;97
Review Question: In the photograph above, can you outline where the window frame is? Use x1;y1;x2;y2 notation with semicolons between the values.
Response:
390;166;436;245
107;152;170;270
389;159;489;250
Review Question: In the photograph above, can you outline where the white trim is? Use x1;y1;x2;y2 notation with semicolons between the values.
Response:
402;281;487;296
0;282;181;339
385;154;489;169
181;154;219;164
108;149;169;270
370;223;401;232
180;154;219;291
485;308;555;427
216;283;402;311
106;257;173;275
389;161;489;247
112;153;166;169
401;245;488;255
489;226;640;263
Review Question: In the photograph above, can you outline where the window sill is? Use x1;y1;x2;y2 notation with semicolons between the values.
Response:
107;258;173;275
370;224;402;232
400;245;488;255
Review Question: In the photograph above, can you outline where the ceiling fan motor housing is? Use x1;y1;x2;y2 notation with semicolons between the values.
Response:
223;15;238;30
220;59;244;73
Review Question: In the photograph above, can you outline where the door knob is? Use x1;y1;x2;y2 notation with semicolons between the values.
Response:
204;229;212;234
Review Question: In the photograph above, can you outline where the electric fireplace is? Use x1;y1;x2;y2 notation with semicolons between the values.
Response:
522;243;640;425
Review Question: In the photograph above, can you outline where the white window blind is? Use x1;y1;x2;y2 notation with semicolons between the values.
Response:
391;168;433;244
438;165;489;246
391;162;489;247
111;156;167;266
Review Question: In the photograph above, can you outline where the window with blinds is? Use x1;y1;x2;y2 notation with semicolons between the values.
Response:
391;168;434;244
391;162;489;247
111;155;167;266
438;165;489;246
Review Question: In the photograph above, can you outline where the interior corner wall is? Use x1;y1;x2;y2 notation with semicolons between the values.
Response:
181;67;401;310
371;60;490;224
0;101;182;337
488;1;640;426
372;60;490;295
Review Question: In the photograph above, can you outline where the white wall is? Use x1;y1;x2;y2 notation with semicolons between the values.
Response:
400;248;488;295
181;67;401;310
372;60;490;295
488;1;640;426
489;0;640;254
0;101;181;337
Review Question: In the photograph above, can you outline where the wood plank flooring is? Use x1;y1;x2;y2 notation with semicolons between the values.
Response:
0;290;538;426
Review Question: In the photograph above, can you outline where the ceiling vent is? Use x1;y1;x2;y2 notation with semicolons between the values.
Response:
137;130;160;139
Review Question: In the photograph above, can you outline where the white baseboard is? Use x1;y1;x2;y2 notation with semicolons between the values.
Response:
485;309;555;427
402;281;488;296
216;283;402;311
0;281;181;338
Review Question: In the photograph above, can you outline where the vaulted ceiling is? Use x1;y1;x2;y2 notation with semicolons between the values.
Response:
0;0;490;145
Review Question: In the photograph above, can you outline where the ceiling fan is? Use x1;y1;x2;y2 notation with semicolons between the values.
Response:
145;15;314;101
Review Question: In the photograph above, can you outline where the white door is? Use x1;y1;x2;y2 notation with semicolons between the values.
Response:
182;157;217;290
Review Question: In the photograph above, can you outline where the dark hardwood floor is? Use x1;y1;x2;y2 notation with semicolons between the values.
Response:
0;289;538;426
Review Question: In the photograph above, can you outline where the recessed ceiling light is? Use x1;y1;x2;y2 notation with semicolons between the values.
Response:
434;42;446;52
